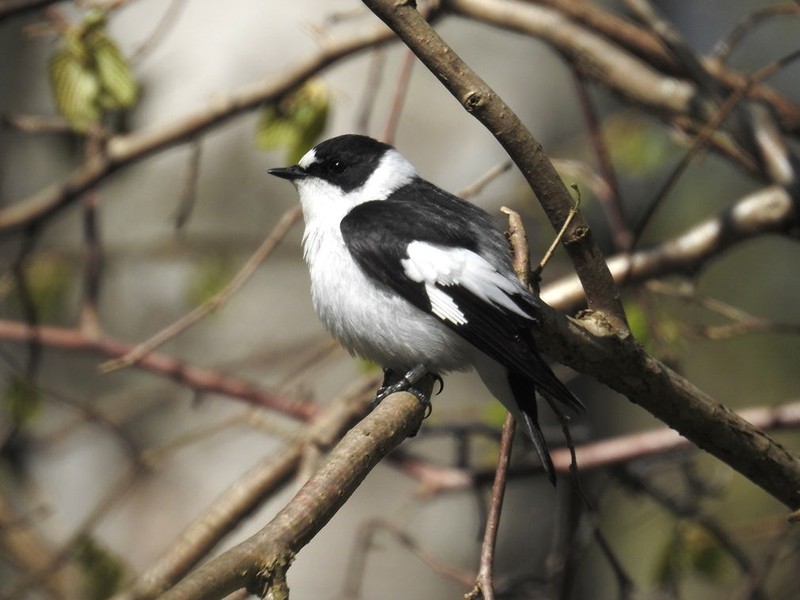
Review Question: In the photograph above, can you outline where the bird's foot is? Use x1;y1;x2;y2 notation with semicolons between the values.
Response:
373;365;437;419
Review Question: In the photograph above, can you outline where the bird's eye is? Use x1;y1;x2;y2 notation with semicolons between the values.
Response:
330;160;346;174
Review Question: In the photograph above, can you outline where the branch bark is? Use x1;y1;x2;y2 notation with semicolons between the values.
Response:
0;320;316;421
361;1;800;510
159;386;430;599
541;185;798;313
0;22;398;235
113;377;378;600
362;0;628;329
533;305;800;509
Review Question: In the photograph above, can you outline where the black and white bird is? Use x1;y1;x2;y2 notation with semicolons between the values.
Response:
269;134;583;484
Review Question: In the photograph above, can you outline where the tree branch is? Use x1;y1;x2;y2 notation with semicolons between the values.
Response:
533;305;800;509
450;0;800;137
159;385;431;599
0;320;316;421
542;185;798;313
362;0;628;329
0;22;398;235
113;377;378;600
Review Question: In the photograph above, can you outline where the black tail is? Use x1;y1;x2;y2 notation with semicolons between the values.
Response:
508;372;557;485
528;349;585;414
508;358;583;486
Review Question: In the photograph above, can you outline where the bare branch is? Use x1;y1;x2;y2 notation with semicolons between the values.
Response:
398;401;800;495
159;385;431;599
363;0;628;329
113;376;379;600
542;185;798;314
100;205;302;373
0;23;398;234
466;414;515;600
0;320;317;421
533;305;800;509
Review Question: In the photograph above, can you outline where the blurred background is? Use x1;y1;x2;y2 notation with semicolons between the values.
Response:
1;1;799;598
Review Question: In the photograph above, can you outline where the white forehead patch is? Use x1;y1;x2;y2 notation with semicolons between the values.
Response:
298;148;317;169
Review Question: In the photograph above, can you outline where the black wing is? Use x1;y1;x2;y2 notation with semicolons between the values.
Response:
340;184;583;414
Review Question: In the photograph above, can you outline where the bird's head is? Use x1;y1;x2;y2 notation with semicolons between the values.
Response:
269;135;418;221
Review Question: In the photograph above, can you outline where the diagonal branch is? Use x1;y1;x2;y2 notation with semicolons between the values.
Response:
112;376;379;600
542;185;798;313
0;23;399;235
0;320;317;421
533;304;800;509
362;0;628;330
361;1;800;509
158;385;431;600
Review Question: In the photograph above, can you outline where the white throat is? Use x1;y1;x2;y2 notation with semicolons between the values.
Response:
295;148;417;260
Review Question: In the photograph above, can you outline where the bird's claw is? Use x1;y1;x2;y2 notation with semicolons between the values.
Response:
432;374;444;395
373;365;435;420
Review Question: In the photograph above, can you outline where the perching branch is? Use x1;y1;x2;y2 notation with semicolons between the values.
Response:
112;376;379;600
159;385;431;599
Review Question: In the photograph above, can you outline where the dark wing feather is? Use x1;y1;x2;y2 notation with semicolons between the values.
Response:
340;187;583;415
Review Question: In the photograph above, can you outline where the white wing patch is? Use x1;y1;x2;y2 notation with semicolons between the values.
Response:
401;241;532;325
425;284;467;325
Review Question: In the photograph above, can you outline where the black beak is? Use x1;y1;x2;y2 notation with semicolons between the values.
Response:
268;165;305;181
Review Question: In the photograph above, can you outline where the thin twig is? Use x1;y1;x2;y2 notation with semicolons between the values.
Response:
531;186;581;279
0;319;318;420
458;161;513;199
631;47;800;246
173;139;203;231
343;519;475;599
355;48;388;134
79;133;106;340
130;0;190;63
712;4;800;63
571;71;630;252
466;414;515;600
381;47;416;145
99;205;302;373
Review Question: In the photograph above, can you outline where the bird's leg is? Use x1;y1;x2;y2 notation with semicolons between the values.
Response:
373;364;433;412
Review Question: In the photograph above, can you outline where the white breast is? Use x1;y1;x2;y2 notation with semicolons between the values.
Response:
301;218;471;374
294;149;473;373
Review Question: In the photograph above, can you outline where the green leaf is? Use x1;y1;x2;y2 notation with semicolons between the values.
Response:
49;48;102;131
256;80;329;163
48;9;137;131
91;33;138;110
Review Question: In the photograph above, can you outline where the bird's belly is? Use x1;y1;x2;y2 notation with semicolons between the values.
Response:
306;240;470;373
